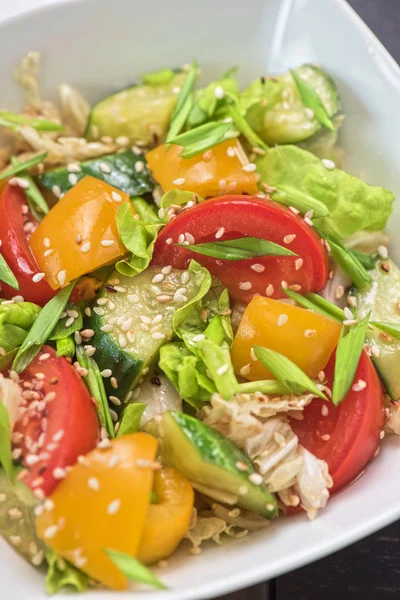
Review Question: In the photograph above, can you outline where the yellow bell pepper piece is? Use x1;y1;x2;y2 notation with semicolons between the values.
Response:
35;433;157;591
30;176;131;290
231;296;341;381
145;139;259;198
137;468;194;565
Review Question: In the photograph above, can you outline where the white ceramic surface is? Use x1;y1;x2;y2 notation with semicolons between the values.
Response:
1;0;400;598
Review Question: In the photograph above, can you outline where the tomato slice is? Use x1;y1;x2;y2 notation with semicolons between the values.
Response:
13;346;100;496
151;195;328;302
291;350;385;492
0;185;55;306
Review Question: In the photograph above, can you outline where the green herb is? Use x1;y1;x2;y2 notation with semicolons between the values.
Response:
187;74;239;127
104;549;167;590
271;185;330;218
10;157;49;217
254;346;327;400
168;121;234;158
324;234;372;289
76;345;115;438
0;301;40;355
131;197;161;223
56;336;75;358
167;60;197;142
0;111;64;132
290;69;335;131
160;189;203;210
49;303;83;340
283;289;345;321
332;314;370;405
0;402;14;480
142;68;175;85
237;380;291;395
116;203;161;277
370;321;400;340
0;254;19;290
0;152;47;182
228;106;268;150
117;403;146;437
179;236;296;261
256;145;394;239
45;550;90;595
349;248;376;270
12;281;75;373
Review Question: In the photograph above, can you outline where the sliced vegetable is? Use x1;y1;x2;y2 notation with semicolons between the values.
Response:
12;281;75;373
231;296;341;381
256;145;394;239
323;234;372;289
148;411;277;518
104;550;166;590
88;262;211;403
0;152;47;182
167;60;197;142
30;176;132;290
290;69;335;131
152;195;329;303
137;468;194;565
146;139;259;198
86;71;187;144
14;346;99;495
37;150;155;200
0;184;55;305
0;111;63;132
10;156;49;218
244;65;339;145
49;302;82;340
35;433;158;590
168;121;234;158
291;350;384;491
180;236;296;260
55;336;75;358
282;289;345;321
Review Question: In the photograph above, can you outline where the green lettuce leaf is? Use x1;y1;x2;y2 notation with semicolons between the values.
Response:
256;145;394;238
115;203;161;277
187;71;239;128
45;550;90;595
117;403;146;437
49;302;82;340
0;301;40;354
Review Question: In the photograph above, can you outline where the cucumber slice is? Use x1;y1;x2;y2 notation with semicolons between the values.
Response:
0;469;46;565
85;72;187;145
37;149;155;199
246;65;340;145
356;258;400;399
148;411;277;518
88;266;206;405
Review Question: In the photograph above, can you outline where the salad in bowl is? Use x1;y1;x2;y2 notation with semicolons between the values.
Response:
0;52;397;593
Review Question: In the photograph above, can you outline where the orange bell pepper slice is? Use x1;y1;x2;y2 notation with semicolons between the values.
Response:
30;176;131;290
231;296;341;381
146;139;259;198
137;467;194;565
35;433;157;591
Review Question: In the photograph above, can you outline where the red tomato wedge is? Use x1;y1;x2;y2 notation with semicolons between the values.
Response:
0;184;55;306
151;196;329;302
291;350;385;493
13;346;100;496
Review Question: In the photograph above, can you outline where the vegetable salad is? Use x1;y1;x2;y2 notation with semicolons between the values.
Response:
0;52;398;593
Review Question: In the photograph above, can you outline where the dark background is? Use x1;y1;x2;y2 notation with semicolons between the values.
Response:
217;1;400;599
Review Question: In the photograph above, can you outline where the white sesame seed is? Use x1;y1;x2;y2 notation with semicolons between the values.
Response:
352;379;367;392
185;232;195;244
304;210;314;220
25;454;40;466
109;395;122;407
304;329;317;338
65;317;74;328
335;285;345;299
217;364;229;375
343;319;358;326
152;273;164;283
371;345;381;358
344;307;353;320
305;107;315;119
321;405;329;416
57;270;67;286
250;347;257;361
32;272;45;283
251;264;265;273
380;430;385;440
177;233;185;244
0;494;6;502
152;332;166;340
284;234;296;244
174;294;188;303
239;364;251;376
173;177;185;186
166;237;173;245
53;467;67;480
100;324;114;333
289;206;300;215
239;282;252;291
80;242;91;253
214;85;224;99
88;477;100;491
322;158;336;170
93;307;105;316
281;280;288;289
52;185;61;198
118;333;127;348
111;377;118;389
9;177;30;189
68;173;78;186
134;161;145;173
295;258;303;270
248;473;263;485
218;179;227;190
266;284;274;297
377;245;388;259
321;434;331;441
215;227;225;239
227;146;236;157
304;217;313;226
44;525;58;539
99;162;111;174
347;296;357;308
67;163;81;173
101;239;115;248
277;314;288;327
53;429;64;442
43;249;53;257
239;485;248;495
242;163;257;173
43;238;51;248
288;284;302;291
107;499;121;515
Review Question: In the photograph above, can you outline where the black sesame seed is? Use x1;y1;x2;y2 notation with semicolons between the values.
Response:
105;285;117;293
151;376;161;386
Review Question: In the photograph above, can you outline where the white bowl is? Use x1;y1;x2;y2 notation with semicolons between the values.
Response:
1;0;400;598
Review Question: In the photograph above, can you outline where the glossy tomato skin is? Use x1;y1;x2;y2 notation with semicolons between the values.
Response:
291;350;385;493
14;346;100;496
0;185;55;306
152;195;329;303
